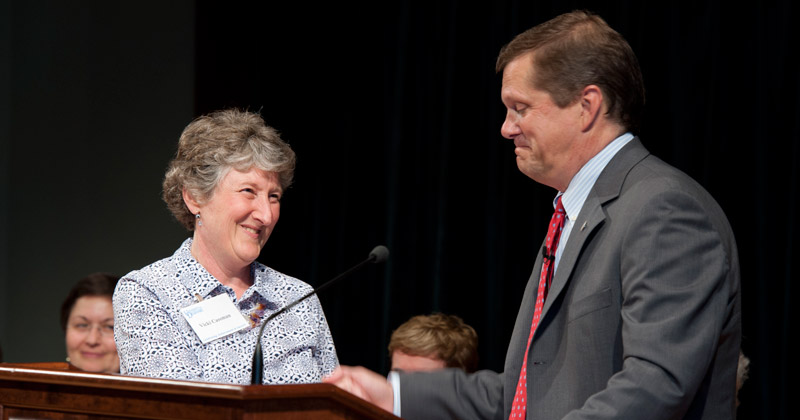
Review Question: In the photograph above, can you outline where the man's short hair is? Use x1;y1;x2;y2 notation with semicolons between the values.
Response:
496;10;645;134
388;313;479;372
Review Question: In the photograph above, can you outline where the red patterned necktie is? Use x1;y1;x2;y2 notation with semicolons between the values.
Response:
508;197;566;419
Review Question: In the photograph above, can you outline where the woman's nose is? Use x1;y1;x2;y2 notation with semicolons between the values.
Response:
253;198;276;225
85;327;102;345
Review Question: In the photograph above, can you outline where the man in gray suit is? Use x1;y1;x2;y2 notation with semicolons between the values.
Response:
326;10;741;420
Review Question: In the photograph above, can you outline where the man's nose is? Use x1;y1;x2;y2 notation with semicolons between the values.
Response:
500;111;520;139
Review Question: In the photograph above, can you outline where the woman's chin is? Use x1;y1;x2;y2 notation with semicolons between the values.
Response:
72;358;117;373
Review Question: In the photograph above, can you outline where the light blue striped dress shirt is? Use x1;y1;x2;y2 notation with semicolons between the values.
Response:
552;132;634;273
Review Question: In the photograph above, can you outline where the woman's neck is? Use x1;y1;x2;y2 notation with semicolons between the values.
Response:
190;238;253;300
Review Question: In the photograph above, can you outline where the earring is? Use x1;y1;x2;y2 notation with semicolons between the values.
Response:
196;213;202;227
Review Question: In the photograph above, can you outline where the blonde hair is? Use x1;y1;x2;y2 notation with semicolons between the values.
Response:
388;313;479;372
162;109;296;230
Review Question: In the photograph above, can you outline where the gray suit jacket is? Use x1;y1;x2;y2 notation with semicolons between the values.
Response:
400;139;741;420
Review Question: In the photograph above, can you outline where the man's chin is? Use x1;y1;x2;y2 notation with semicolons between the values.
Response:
515;162;546;183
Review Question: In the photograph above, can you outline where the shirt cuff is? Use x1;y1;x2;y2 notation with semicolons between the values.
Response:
387;371;401;417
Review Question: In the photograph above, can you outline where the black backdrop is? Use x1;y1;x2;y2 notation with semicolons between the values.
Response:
190;2;796;419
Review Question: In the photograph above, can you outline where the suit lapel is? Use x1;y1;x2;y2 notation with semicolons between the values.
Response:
507;240;545;365
538;138;650;323
540;196;606;317
504;237;546;412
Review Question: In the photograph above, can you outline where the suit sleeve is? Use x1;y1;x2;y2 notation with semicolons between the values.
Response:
400;369;506;420
565;185;738;419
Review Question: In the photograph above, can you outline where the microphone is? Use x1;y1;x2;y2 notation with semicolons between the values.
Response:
250;245;389;384
368;244;390;264
541;245;554;261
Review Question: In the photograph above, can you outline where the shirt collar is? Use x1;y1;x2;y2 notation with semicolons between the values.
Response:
173;238;294;308
248;265;288;307
175;238;222;300
174;238;277;305
558;133;634;219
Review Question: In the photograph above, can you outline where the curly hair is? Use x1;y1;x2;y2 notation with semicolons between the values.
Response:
496;10;645;134
162;109;296;230
388;313;479;372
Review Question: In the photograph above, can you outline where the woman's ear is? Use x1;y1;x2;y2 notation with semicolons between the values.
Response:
182;188;201;214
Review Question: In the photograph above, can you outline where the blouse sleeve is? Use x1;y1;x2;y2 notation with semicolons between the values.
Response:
309;294;339;376
113;275;203;380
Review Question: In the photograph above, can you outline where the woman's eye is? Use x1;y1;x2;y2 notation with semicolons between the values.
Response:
241;188;255;195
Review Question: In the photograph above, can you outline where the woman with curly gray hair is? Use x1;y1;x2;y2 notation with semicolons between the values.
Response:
113;109;338;384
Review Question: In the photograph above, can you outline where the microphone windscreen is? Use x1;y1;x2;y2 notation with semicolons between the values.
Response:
369;245;390;263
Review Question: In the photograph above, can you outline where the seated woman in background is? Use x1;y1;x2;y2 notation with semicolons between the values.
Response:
60;273;121;373
113;109;338;384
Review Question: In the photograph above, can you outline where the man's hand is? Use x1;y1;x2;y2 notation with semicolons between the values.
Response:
323;366;394;412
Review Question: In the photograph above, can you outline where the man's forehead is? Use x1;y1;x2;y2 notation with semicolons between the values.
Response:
501;53;538;99
502;52;536;84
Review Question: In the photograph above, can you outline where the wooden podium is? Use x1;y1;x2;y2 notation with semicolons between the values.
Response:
0;363;400;419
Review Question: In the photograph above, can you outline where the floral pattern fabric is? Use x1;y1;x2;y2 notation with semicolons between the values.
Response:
113;238;338;384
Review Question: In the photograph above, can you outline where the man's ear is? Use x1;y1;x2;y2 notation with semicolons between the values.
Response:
182;188;201;214
579;84;604;132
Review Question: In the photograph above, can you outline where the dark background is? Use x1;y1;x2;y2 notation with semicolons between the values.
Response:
1;1;796;419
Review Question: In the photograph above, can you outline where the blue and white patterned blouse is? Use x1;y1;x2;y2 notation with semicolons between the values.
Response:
113;238;339;384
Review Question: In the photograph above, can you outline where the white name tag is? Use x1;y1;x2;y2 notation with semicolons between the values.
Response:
180;294;249;344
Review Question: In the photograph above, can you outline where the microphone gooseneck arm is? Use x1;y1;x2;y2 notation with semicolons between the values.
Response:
250;245;389;385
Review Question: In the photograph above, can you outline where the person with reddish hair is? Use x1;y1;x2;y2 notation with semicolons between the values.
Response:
388;313;478;373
